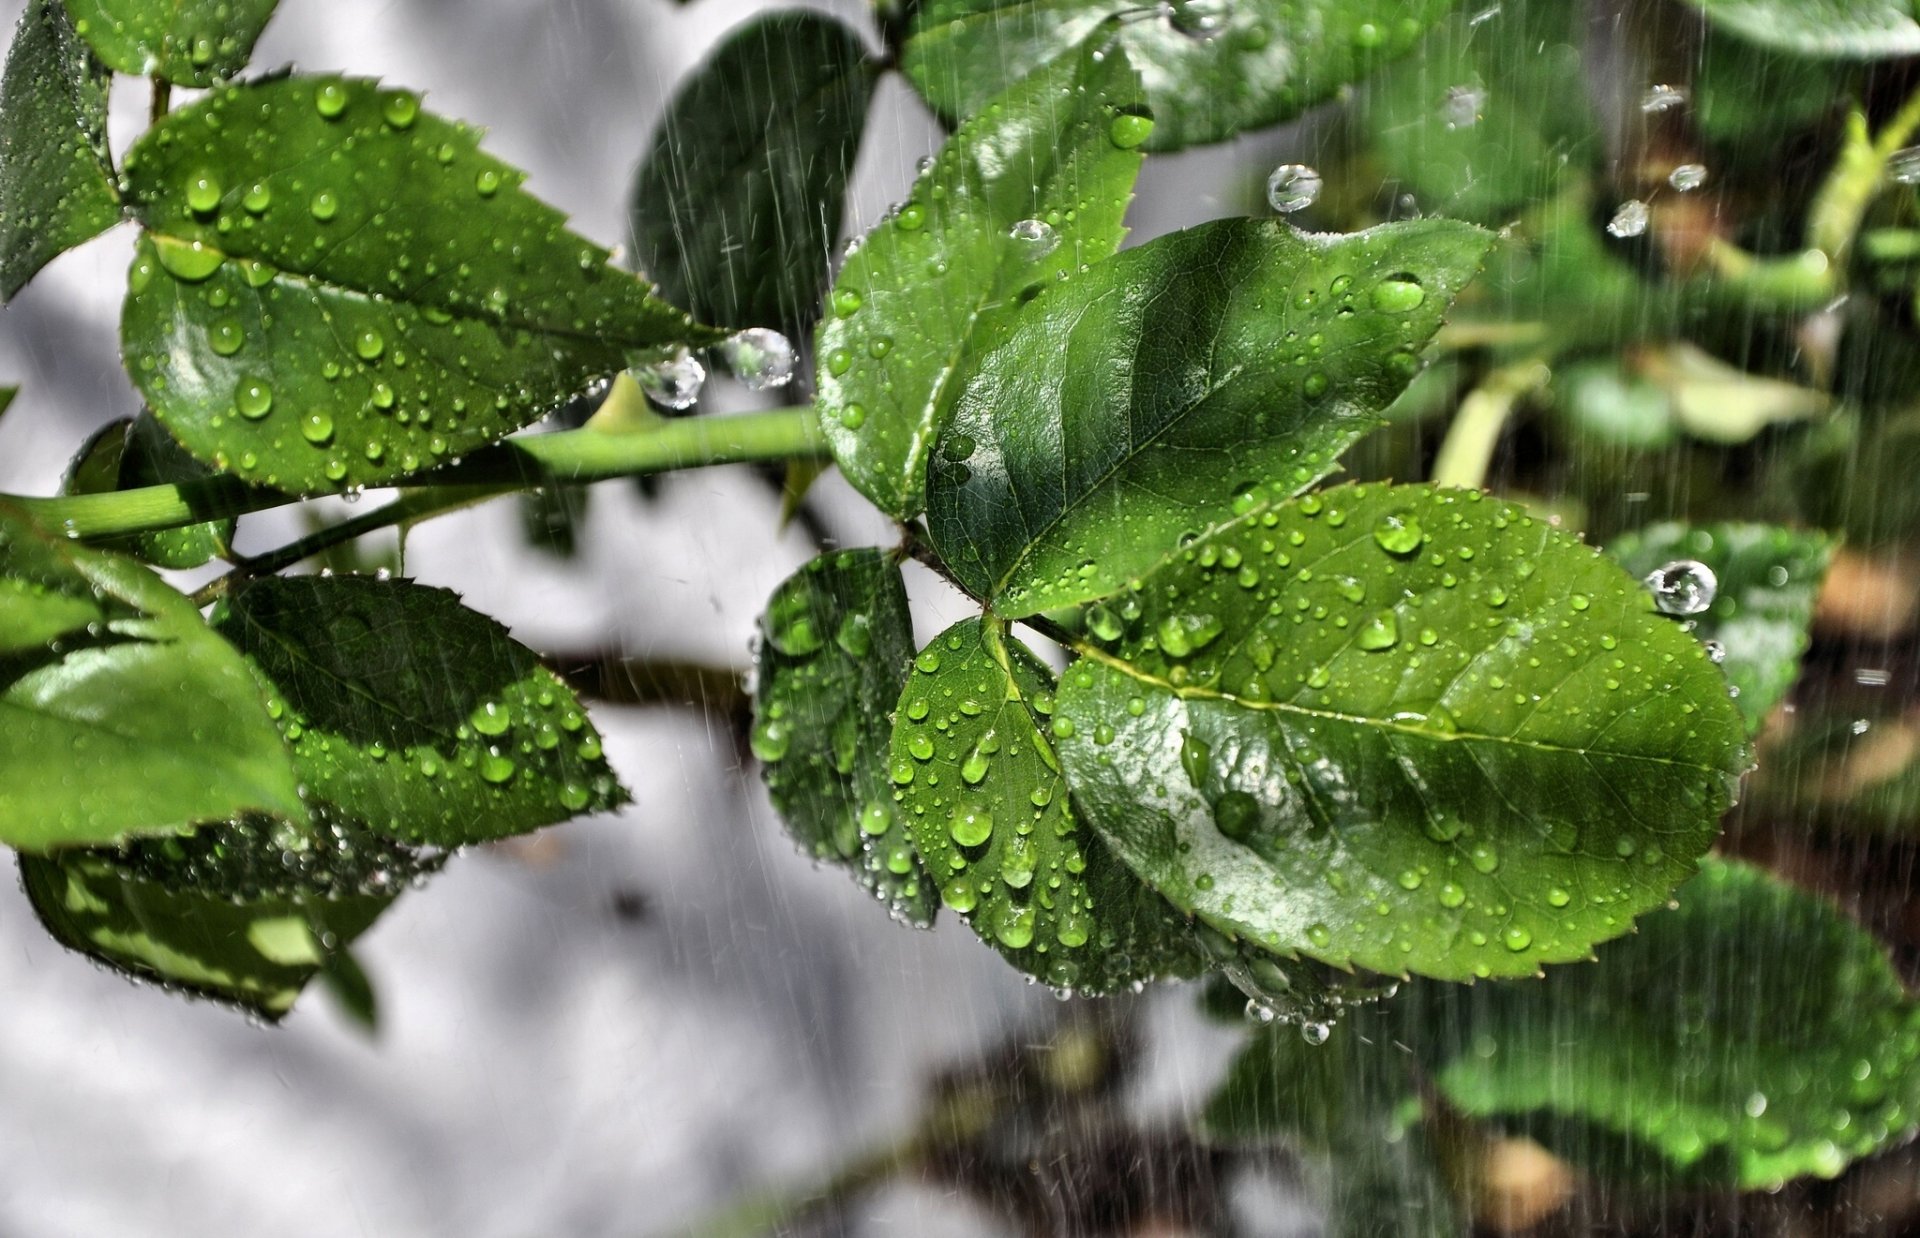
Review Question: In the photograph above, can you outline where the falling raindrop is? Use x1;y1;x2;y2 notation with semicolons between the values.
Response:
1607;199;1649;238
1009;218;1060;258
1669;163;1708;192
1890;146;1920;185
636;349;707;411
1301;1021;1332;1046
1442;84;1485;129
1645;559;1719;616
719;328;795;391
1267;164;1322;214
1640;83;1686;113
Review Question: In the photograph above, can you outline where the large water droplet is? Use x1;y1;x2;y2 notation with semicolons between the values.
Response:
1640;83;1686;113
1372;509;1423;555
1108;111;1155;149
1607;200;1649;238
186;172;222;214
1668;163;1708;192
719;328;795;391
951;810;993;847
1356;611;1400;651
1371;276;1426;313
1300;1021;1331;1046
636;348;706;411
1009;218;1060;258
314;81;349;118
1645;559;1717;616
1266;163;1322;214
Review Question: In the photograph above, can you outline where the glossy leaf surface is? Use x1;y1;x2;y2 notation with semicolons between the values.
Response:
63;412;234;568
1677;0;1920;56
902;0;1455;151
891;618;1202;991
1054;483;1751;981
216;575;626;846
0;502;304;851
629;11;874;335
0;0;119;299
818;40;1146;519
1607;522;1832;734
754;550;934;925
119;76;716;495
928;219;1493;617
61;0;278;84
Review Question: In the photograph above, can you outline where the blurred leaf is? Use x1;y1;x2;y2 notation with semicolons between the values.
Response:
902;0;1455;151
819;40;1146;519
0;501;305;851
1676;0;1920;56
753;549;935;924
60;0;279;85
1053;483;1751;982
119;75;718;496
62;412;234;568
925;218;1493;617
1640;342;1831;442
1607;522;1833;732
1553;359;1678;450
0;0;120;300
891;618;1203;991
216;575;627;846
630;11;876;336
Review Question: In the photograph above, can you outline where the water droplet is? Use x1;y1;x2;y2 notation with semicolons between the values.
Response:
1502;925;1533;952
154;238;223;282
382;92;419;129
471;701;511;736
314;81;349;119
1213;790;1259;842
208;318;244;356
1371;276;1426;313
1704;639;1727;664
1009;218;1060;257
1640;83;1686;113
1645;559;1718;616
1108;111;1155;149
242;182;272;213
1442;84;1485;129
300;411;335;445
838;403;867;429
832;288;863;317
1668;163;1708;192
236;379;273;420
1607;199;1649;238
1179;732;1211;787
1301;1021;1331;1046
1372;510;1423;555
186;172;221;214
719;328;795;391
1086;604;1124;642
474;169;502;198
354;329;385;361
636;349;706;410
1356;611;1399;651
895;202;925;231
1158;612;1223;657
1266;163;1322;213
860;801;891;837
481;753;517;784
951;810;993;847
1891;147;1920;185
1165;0;1226;38
309;190;339;222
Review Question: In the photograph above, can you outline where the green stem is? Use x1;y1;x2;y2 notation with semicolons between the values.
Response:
1807;81;1920;265
1430;360;1552;491
10;406;826;542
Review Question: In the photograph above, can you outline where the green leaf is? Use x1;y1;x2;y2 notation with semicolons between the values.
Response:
891;617;1204;991
60;0;279;84
118;75;718;496
1676;0;1920;56
62;412;234;568
927;218;1494;617
1053;482;1751;982
754;550;934;924
1607;522;1833;734
902;0;1455;151
20;807;430;1019
818;40;1147;519
0;0;121;300
1397;859;1920;1188
0;501;305;851
629;11;875;336
214;575;626;846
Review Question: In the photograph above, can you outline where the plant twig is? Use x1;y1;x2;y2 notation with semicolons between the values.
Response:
1430;359;1553;491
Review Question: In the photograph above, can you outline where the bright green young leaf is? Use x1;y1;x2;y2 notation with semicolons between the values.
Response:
629;11;875;336
1676;0;1920;56
891;618;1203;992
1607;522;1833;734
214;575;626;847
63;412;234;568
0;502;305;851
0;0;121;300
902;0;1455;151
1396;859;1920;1188
753;549;935;925
20;807;432;1018
60;0;279;85
1053;483;1751;982
927;219;1493;617
818;40;1147;519
118;75;718;496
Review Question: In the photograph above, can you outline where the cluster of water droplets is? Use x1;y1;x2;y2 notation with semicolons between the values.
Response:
112;807;445;904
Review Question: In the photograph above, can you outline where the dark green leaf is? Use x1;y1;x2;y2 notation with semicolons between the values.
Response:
1607;522;1833;734
819;40;1146;519
927;218;1493;617
754;549;935;924
0;0;120;300
629;11;875;335
1053;482;1751;982
1397;859;1920;1188
119;75;719;496
891;617;1203;991
20;807;430;1019
215;575;626;846
902;0;1455;151
0;501;305;851
60;0;279;84
1676;0;1920;56
62;412;234;568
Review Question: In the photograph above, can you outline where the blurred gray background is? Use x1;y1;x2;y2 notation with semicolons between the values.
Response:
0;2;1301;1233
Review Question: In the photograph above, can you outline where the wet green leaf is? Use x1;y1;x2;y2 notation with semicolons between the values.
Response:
0;502;305;851
1053;483;1751;982
0;0;121;300
215;575;626;847
119;75;719;496
1676;0;1920;56
1397;859;1920;1188
629;11;876;336
60;0;278;85
20;807;431;1019
902;0;1454;151
819;40;1146;519
1607;522;1833;733
927;219;1493;617
754;549;935;924
891;618;1203;992
62;412;234;568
